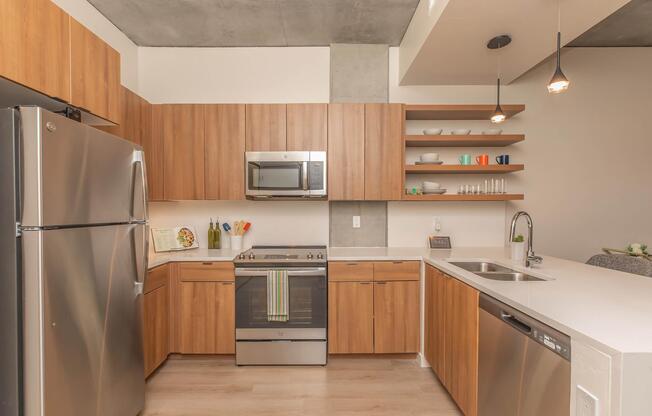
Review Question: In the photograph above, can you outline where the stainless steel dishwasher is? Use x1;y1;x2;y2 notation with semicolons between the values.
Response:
478;294;571;416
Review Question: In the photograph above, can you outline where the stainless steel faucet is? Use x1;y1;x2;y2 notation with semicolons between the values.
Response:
509;211;543;267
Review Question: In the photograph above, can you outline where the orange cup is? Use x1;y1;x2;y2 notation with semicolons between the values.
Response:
476;154;489;165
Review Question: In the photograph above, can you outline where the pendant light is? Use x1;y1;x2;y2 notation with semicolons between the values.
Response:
491;78;506;124
487;35;511;124
548;2;570;93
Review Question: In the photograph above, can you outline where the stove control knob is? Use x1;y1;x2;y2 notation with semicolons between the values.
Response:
317;253;324;259
307;253;314;259
248;252;256;260
238;253;246;260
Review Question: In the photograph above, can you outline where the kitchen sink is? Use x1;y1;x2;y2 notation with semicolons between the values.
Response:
476;272;544;282
448;261;546;282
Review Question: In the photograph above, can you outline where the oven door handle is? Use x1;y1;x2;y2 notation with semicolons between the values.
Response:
235;268;326;277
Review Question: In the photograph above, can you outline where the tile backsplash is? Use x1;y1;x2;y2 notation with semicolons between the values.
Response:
329;201;387;247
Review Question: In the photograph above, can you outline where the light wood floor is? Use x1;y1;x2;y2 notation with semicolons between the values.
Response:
143;355;462;416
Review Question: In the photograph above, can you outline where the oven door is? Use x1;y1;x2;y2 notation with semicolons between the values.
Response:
235;267;327;340
246;152;309;198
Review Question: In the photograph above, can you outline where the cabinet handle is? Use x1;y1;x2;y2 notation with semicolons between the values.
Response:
202;262;213;265
222;282;234;285
359;282;371;285
391;261;403;264
375;282;387;285
345;263;358;266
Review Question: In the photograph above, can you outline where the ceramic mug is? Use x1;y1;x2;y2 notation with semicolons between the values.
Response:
476;154;489;165
459;154;472;165
496;154;510;165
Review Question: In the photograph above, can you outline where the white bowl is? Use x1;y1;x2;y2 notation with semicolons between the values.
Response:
423;181;441;189
420;153;440;162
423;128;443;135
482;129;503;135
451;129;471;135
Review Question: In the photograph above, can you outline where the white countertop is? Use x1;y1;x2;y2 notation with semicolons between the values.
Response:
149;246;652;354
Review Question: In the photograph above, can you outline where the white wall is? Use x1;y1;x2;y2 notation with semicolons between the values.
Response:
149;201;329;250
51;0;139;91
138;47;330;103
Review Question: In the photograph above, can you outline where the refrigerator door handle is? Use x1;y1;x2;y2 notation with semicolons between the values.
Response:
131;150;148;223
132;224;148;286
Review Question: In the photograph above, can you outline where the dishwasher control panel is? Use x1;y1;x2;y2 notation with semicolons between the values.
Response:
533;329;571;360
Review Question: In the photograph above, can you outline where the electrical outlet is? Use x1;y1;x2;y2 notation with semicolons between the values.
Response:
352;216;361;229
433;217;442;232
576;385;598;416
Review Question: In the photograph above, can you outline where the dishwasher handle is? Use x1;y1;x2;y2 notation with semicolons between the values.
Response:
500;311;532;335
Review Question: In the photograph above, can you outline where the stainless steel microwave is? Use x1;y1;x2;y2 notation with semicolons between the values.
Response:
245;151;327;199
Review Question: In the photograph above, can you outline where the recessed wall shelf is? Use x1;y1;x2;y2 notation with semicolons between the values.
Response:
405;164;524;174
405;104;525;120
405;134;524;147
402;194;524;201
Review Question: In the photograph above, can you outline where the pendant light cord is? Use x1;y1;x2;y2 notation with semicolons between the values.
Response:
556;0;562;68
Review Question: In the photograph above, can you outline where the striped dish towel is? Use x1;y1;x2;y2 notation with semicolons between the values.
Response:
267;270;289;322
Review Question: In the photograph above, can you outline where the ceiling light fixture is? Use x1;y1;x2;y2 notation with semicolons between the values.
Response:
548;2;570;93
487;35;511;124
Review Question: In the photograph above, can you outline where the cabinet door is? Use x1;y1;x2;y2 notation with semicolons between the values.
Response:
286;104;327;151
328;281;374;354
245;104;286;151
70;18;121;123
179;281;218;353
0;0;71;101
425;266;448;381
162;104;205;200
446;276;479;416
364;104;403;200
143;284;169;377
215;282;235;354
327;103;365;200
97;87;142;144
143;103;164;201
374;280;420;353
205;104;246;200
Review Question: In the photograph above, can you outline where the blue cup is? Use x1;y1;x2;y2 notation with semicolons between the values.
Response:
496;155;510;165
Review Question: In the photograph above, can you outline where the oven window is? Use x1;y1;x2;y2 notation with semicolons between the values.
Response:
248;162;303;190
235;276;327;328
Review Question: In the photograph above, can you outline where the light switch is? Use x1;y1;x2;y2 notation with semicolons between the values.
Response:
352;216;361;229
576;385;598;416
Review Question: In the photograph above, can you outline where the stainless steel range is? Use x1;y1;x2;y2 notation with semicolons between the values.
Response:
233;246;327;365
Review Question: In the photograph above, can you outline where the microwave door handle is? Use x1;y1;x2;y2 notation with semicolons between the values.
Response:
302;162;309;191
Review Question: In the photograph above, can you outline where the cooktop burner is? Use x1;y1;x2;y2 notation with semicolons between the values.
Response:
233;245;327;266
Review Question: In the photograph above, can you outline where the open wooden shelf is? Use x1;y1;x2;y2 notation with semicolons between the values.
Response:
405;104;525;120
402;193;524;201
405;164;524;174
405;134;524;147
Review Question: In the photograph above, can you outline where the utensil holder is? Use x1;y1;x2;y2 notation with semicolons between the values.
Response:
231;236;243;251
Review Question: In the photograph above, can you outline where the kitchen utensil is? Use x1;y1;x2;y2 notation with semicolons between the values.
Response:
244;222;252;232
223;223;232;234
459;154;472;165
451;129;471;135
496;154;510;165
415;160;444;165
422;128;443;135
476;154;489;165
482;129;503;135
420;153;440;162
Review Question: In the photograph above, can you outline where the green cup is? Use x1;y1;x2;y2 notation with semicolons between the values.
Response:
459;154;472;165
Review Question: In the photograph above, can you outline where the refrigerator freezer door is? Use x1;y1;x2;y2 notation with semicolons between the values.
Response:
19;107;146;227
22;224;146;416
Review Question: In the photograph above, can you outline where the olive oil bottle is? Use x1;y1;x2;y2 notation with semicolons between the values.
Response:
214;219;222;249
208;218;216;249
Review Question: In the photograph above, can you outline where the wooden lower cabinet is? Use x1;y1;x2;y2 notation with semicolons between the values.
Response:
143;265;170;377
175;262;235;354
374;281;420;353
328;281;374;354
425;265;479;416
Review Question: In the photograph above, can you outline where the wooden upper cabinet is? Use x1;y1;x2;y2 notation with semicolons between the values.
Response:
97;87;142;144
364;104;403;200
143;103;164;201
70;18;121;123
328;103;365;200
205;104;246;200
0;0;71;102
162;104;205;200
245;104;286;151
373;281;420;353
286;104;327;151
328;281;374;354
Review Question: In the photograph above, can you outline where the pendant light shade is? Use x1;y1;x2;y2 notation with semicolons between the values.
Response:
491;78;506;124
548;32;570;93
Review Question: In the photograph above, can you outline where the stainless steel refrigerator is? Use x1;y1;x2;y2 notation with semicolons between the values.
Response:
0;107;148;416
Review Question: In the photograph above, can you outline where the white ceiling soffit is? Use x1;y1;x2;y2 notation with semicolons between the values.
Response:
398;0;632;85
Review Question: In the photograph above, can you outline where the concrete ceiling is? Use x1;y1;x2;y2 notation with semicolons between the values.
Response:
569;0;652;47
86;0;420;47
398;0;632;86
